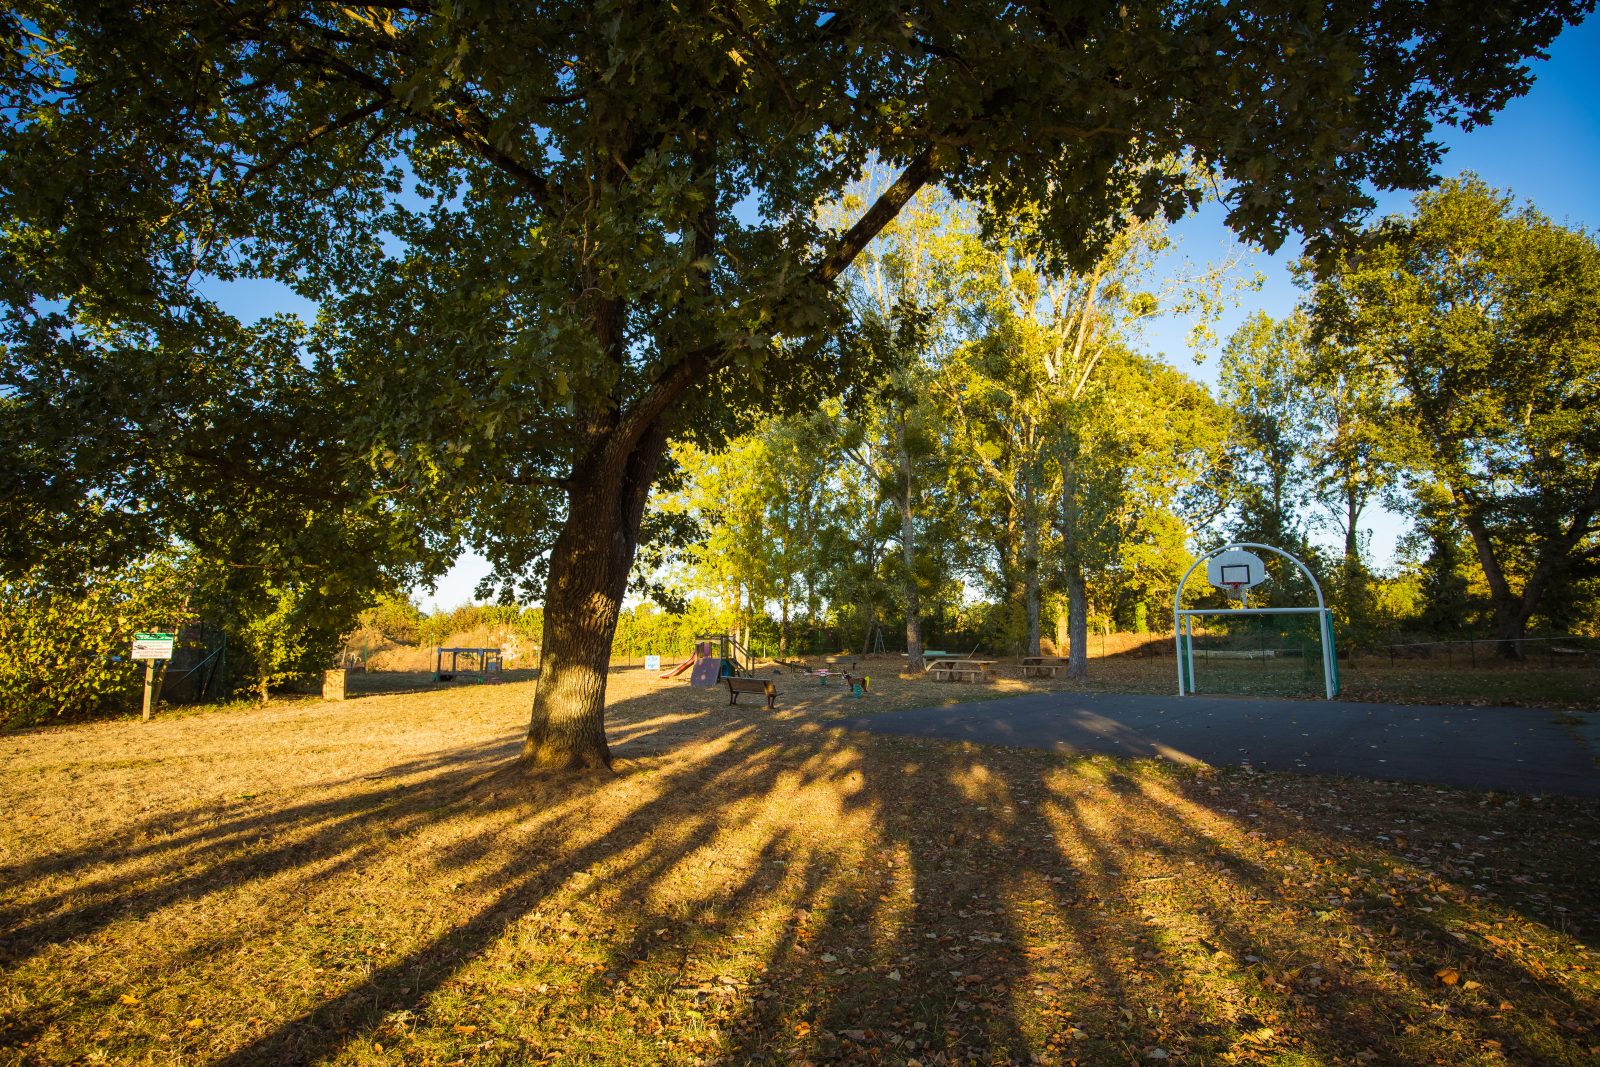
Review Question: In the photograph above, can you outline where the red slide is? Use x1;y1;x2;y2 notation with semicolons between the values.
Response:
659;655;696;680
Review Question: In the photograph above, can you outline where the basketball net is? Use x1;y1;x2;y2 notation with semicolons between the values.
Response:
1224;581;1247;606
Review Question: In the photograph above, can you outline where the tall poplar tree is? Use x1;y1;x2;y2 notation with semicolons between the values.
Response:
1218;312;1317;557
829;182;971;668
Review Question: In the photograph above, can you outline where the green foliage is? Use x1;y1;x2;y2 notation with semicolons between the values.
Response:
233;587;313;706
2;5;1587;747
611;601;743;660
1219;311;1316;554
0;297;452;705
5;0;1580;612
0;554;192;728
1309;175;1600;642
359;596;426;647
1369;572;1426;633
418;605;542;650
938;210;1229;657
1220;304;1407;631
1060;348;1232;625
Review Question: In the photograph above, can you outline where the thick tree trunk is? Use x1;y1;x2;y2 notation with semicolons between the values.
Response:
1065;566;1088;680
900;499;923;669
1458;508;1534;661
1452;473;1599;659
779;598;789;657
1492;553;1563;659
1491;598;1532;658
522;423;668;772
1022;516;1041;658
896;421;924;670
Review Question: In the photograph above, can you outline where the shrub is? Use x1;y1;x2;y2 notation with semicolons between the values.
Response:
359;595;425;646
0;554;192;728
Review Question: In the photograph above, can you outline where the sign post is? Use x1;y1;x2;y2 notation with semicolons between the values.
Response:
132;632;176;722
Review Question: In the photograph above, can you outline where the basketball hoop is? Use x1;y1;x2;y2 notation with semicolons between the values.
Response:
1175;542;1340;700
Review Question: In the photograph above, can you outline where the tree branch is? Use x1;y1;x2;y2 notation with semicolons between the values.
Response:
237;97;388;193
811;146;937;286
277;38;555;205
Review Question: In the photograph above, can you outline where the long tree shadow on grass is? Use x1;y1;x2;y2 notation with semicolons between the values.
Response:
2;690;1598;1065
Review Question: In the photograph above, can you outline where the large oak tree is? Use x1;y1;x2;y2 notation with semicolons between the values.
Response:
2;1;1589;769
1309;176;1600;652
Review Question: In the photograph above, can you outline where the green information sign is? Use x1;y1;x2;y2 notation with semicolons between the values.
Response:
131;632;176;660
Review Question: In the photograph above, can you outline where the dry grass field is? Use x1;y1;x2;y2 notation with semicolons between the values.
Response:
3;660;1598;1066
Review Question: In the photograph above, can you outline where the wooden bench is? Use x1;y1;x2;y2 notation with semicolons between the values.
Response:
824;655;856;671
725;675;779;709
1020;656;1071;678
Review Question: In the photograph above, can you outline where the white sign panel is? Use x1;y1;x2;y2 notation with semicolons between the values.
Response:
644;654;661;672
131;633;175;660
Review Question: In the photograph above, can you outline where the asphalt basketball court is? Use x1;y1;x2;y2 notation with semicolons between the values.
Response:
850;546;1600;796
845;690;1600;797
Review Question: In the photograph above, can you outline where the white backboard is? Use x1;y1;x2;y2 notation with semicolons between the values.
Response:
1205;548;1267;591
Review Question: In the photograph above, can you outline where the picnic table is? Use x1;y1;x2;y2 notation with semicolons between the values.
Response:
928;658;997;683
1020;656;1071;678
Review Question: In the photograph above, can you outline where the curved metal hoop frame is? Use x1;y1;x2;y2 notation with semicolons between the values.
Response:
1173;542;1338;699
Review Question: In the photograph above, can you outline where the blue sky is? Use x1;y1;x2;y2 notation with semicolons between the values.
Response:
198;18;1600;610
1130;14;1600;578
1144;10;1600;374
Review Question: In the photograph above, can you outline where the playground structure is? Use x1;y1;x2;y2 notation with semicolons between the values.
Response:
659;634;756;687
1174;543;1339;700
432;646;503;683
